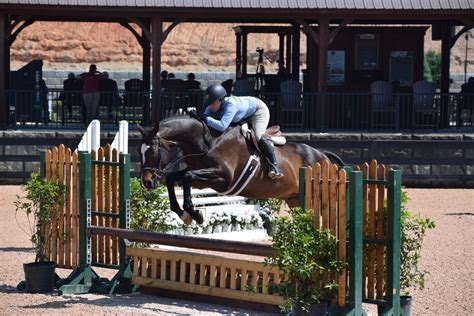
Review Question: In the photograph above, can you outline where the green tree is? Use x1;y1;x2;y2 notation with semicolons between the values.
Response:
424;50;441;87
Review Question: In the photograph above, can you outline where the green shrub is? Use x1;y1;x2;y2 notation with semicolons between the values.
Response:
265;207;345;313
130;178;174;232
15;172;66;262
400;190;435;294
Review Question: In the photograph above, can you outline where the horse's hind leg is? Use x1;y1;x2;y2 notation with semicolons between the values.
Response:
166;171;192;225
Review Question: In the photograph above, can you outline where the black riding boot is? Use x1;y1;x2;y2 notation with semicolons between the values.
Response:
258;137;283;180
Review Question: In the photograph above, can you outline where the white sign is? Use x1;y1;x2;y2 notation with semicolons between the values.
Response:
327;50;345;84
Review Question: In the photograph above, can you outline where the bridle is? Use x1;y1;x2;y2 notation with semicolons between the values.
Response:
142;132;209;180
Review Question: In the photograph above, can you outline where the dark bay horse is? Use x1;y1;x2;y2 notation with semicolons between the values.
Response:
138;116;342;225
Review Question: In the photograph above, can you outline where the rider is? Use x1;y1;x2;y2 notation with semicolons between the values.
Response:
196;84;283;180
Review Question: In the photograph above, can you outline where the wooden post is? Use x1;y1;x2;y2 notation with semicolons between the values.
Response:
440;22;453;128
78;151;92;270
142;23;151;125
292;24;300;81
385;170;402;315
348;171;364;315
119;153;130;268
317;17;329;129
236;33;242;77
298;167;308;210
0;15;6;128
151;16;162;125
278;33;285;71
286;33;292;76
242;33;247;77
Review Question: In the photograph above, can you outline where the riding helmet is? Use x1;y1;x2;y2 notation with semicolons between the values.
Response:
204;84;227;106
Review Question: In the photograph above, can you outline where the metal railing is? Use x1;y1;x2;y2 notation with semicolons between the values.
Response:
3;89;474;132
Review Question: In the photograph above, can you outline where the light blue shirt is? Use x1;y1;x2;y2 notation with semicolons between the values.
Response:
204;96;257;132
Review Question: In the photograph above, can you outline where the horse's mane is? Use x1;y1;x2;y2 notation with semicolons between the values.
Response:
160;115;193;124
160;115;230;139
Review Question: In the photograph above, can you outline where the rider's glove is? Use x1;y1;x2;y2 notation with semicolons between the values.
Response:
189;109;205;122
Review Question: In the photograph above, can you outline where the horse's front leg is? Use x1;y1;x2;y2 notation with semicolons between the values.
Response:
165;170;192;225
181;168;228;225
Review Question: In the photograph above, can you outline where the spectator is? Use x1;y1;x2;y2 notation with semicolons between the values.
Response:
459;77;474;126
60;72;84;120
185;73;201;90
39;79;49;124
99;71;120;121
168;73;176;80
161;70;168;90
79;64;104;124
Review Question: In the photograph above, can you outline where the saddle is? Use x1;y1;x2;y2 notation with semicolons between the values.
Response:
240;123;287;150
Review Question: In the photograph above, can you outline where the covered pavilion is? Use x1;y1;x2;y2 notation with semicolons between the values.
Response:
0;0;473;130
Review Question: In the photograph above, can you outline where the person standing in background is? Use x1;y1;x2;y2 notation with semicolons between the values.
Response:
79;64;104;124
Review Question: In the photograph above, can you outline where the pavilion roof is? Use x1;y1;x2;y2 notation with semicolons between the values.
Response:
0;0;472;10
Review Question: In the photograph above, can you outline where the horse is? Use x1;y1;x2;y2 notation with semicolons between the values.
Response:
138;115;343;225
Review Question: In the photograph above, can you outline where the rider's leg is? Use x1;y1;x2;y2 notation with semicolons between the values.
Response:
251;99;283;179
258;137;283;179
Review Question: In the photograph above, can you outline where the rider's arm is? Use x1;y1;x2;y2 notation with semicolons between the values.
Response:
205;102;237;131
203;106;212;118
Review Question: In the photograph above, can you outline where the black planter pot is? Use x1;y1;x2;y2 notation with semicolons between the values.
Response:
377;296;412;316
23;261;56;293
400;295;413;316
293;300;329;316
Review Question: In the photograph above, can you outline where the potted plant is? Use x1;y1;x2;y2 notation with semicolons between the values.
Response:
265;207;346;315
377;190;435;316
15;172;65;293
398;191;435;316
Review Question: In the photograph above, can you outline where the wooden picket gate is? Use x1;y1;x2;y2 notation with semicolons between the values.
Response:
299;159;401;313
298;160;348;306
42;144;130;270
43;144;79;269
358;160;390;303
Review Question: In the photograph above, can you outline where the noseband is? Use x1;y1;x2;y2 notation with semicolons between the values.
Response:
142;133;174;180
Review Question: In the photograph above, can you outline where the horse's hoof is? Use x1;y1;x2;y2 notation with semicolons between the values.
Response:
191;209;204;225
180;211;193;225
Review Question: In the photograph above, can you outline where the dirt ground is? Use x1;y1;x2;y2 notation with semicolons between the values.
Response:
1;186;472;315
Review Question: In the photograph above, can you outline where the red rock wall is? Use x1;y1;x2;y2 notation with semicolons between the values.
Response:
10;22;473;75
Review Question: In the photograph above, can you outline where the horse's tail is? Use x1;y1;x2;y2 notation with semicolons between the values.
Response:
323;150;346;167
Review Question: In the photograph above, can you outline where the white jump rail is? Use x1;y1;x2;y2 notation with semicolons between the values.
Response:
160;187;261;223
160;188;266;242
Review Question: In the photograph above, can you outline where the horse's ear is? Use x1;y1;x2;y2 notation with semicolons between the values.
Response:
160;138;178;150
151;123;160;137
136;124;145;135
